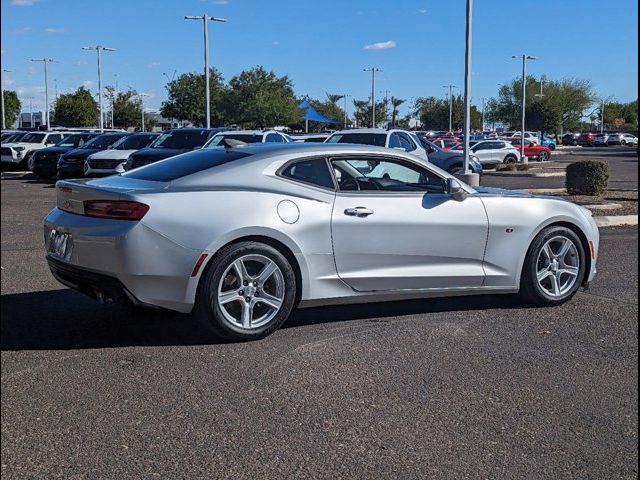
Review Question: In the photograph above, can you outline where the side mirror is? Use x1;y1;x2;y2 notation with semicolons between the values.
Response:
447;178;468;202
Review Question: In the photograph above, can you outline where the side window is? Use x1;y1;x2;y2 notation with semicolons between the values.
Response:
331;157;447;193
398;133;417;152
47;134;62;144
266;133;283;143
388;133;402;149
281;158;335;189
473;142;490;151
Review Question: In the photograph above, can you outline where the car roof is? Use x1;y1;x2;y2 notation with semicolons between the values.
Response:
331;128;388;135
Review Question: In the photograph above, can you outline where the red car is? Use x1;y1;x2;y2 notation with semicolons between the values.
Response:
507;138;552;161
432;137;461;151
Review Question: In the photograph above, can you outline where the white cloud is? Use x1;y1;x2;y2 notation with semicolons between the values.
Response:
13;26;32;34
364;41;397;50
83;80;95;89
11;0;40;5
146;61;161;68
418;9;427;14
44;28;66;33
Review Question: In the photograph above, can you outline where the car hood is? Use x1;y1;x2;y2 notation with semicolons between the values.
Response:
36;146;72;156
129;148;190;162
61;148;102;160
88;149;136;160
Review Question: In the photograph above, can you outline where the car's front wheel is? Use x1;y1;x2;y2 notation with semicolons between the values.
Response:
538;150;550;161
519;226;586;306
196;241;297;341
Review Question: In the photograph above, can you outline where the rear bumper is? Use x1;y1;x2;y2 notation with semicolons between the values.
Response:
44;207;200;313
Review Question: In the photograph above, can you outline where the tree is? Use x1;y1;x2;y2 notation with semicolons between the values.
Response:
160;69;227;127
353;99;387;127
526;99;560;133
413;95;483;131
108;87;144;130
223;66;301;128
51;87;99;127
2;91;21;128
390;97;405;126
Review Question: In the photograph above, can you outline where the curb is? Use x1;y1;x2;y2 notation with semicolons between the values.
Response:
485;171;565;178
0;171;30;178
594;215;638;227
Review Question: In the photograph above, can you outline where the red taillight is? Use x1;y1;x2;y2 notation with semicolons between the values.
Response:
83;200;150;220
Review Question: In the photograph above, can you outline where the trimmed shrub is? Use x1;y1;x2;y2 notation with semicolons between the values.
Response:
565;160;609;196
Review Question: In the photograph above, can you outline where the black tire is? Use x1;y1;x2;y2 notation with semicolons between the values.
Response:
538;150;550;162
519;226;586;307
504;155;517;164
448;165;464;175
621;140;626;146
195;241;297;341
548;144;556;151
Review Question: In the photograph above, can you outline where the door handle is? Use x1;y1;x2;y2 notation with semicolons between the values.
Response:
344;207;374;217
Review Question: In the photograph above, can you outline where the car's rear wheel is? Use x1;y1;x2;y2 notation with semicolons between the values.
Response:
196;241;297;341
621;140;627;146
519;226;586;306
503;155;518;164
548;143;556;151
449;165;465;175
538;151;550;161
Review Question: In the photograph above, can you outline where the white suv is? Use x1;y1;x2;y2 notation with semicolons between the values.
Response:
1;131;74;167
452;140;521;166
325;128;429;161
204;130;291;147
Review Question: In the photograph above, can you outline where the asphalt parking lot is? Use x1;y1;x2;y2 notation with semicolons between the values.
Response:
1;152;638;479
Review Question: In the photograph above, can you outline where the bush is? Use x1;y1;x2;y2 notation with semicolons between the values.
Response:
515;164;531;171
565;160;609;195
497;163;517;171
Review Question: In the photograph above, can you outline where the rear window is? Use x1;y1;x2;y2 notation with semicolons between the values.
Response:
114;134;159;150
81;134;128;149
206;133;263;147
326;133;387;147
123;149;250;182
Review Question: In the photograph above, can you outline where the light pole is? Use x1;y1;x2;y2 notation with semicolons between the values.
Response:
481;97;486;132
139;92;150;131
512;54;536;163
535;77;544;99
30;58;58;128
600;98;605;134
184;14;226;129
82;46;115;132
163;70;178;128
443;84;457;132
342;94;352;128
1;69;12;130
461;0;475;179
363;68;381;127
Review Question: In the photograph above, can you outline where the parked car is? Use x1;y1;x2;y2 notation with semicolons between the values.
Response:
31;133;100;179
1;131;29;146
204;130;291;148
431;137;461;151
325;128;430;161
606;133;638;146
84;132;160;177
124;128;219;171
290;134;330;143
561;133;580;146
508;138;552;161
1;131;74;168
451;140;521;166
577;132;598;147
415;136;483;175
509;131;540;144
594;134;610;146
541;136;557;150
57;132;130;179
44;142;599;341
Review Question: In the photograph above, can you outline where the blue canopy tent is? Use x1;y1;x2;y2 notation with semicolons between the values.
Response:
299;100;340;132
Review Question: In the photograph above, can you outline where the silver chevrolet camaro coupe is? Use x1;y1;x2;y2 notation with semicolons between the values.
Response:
44;143;600;341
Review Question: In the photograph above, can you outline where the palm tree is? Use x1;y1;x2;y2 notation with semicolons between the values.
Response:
326;93;344;105
390;97;405;126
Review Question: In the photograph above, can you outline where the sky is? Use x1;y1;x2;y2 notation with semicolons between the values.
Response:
1;0;638;119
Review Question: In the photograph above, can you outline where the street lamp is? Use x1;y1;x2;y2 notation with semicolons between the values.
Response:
184;14;227;129
443;84;457;132
512;54;536;163
139;92;150;131
82;46;116;132
363;67;382;127
30;58;58;128
461;0;475;180
342;94;352;129
1;69;12;130
600;98;605;134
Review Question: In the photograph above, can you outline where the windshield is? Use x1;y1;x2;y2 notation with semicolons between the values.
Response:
56;134;95;148
206;133;263;147
20;133;46;143
152;130;210;149
325;133;387;147
80;133;127;149
112;133;158;150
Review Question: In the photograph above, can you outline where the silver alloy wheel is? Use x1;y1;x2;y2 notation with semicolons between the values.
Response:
539;151;549;161
536;235;580;298
217;254;285;329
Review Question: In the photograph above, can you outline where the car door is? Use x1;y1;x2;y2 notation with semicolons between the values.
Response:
471;142;494;164
330;155;488;291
